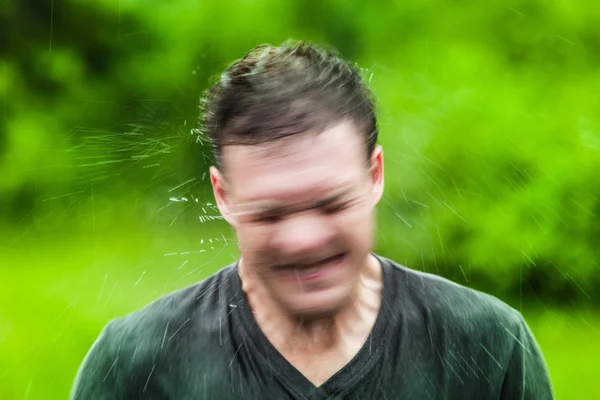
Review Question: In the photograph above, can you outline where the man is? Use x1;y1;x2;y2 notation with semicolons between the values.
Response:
71;40;554;399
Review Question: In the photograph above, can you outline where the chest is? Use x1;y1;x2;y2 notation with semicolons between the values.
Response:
154;343;503;400
280;347;358;387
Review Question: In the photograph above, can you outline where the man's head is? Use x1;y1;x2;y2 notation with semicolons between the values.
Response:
202;40;384;319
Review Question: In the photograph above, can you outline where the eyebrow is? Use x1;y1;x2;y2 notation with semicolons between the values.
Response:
250;188;354;215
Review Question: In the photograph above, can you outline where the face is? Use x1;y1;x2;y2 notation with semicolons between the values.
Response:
211;119;384;319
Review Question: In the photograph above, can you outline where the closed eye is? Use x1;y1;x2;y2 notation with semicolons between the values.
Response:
323;202;350;214
255;214;281;223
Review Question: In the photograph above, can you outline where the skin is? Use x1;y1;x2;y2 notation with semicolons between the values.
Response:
210;119;385;385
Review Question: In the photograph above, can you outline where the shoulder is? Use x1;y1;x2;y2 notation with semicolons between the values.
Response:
379;255;523;337
377;256;553;395
70;265;235;398
107;264;234;348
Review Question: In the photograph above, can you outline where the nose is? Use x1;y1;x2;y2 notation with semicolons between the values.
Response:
272;212;335;256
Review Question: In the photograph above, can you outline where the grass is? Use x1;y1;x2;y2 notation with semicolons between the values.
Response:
0;227;598;399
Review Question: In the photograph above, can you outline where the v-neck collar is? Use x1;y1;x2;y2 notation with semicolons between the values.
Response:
226;254;392;398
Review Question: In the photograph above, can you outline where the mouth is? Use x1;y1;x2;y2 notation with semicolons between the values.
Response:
274;252;347;282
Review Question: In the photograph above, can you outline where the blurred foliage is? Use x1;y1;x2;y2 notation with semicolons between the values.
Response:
2;0;598;302
1;0;600;399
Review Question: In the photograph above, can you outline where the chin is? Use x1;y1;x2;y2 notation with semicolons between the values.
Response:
281;289;351;321
266;252;361;320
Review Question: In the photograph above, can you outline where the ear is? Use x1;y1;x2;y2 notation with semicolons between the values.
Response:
209;166;237;227
369;145;384;206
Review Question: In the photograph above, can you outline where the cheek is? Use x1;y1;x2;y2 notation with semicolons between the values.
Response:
235;225;254;250
337;209;375;248
235;224;271;257
339;200;373;227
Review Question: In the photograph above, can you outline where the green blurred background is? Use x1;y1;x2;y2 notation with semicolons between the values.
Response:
1;0;599;398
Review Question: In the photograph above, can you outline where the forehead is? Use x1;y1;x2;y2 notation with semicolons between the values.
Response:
223;120;366;204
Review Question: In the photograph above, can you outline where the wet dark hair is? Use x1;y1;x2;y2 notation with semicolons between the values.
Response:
199;39;378;170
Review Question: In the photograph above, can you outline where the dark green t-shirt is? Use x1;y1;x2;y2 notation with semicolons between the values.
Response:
70;254;554;399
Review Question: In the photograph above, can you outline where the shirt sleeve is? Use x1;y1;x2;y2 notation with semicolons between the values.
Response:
500;311;555;399
69;322;128;400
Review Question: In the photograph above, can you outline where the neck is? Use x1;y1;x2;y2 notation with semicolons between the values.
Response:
239;254;383;354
